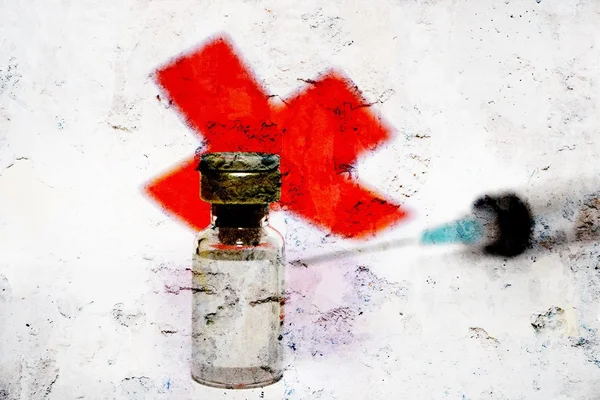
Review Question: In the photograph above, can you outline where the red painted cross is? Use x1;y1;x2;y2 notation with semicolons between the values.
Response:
145;36;409;238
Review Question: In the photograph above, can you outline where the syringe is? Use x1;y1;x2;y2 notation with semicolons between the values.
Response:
290;183;600;266
425;180;600;254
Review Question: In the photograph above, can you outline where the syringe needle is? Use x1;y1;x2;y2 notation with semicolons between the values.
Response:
290;186;600;267
289;236;420;267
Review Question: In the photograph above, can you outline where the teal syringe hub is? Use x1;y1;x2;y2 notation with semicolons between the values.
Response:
420;217;485;245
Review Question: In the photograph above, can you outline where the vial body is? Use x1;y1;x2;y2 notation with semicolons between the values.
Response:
191;223;285;389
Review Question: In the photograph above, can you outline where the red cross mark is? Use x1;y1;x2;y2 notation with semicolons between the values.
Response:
145;36;409;238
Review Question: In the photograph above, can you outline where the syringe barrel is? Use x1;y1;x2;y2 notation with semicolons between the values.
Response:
521;179;600;249
476;178;600;256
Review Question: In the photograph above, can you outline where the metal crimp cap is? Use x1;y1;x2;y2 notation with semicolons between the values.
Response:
197;152;281;204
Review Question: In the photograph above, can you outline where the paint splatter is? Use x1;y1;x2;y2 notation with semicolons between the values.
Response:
345;265;409;309
0;57;20;97
0;274;11;303
469;327;499;345
111;303;146;328
531;306;565;332
119;377;153;399
19;358;59;400
282;264;408;359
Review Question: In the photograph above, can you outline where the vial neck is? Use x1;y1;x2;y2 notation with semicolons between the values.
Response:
211;204;270;228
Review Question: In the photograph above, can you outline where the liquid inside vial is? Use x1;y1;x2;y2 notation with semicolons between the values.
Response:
191;247;284;389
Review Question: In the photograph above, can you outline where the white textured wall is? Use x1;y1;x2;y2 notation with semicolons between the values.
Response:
2;0;600;399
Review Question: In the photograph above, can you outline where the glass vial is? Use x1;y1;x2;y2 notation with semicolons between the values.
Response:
191;152;285;389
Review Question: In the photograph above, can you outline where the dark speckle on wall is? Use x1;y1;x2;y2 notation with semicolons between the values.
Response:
531;306;565;332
